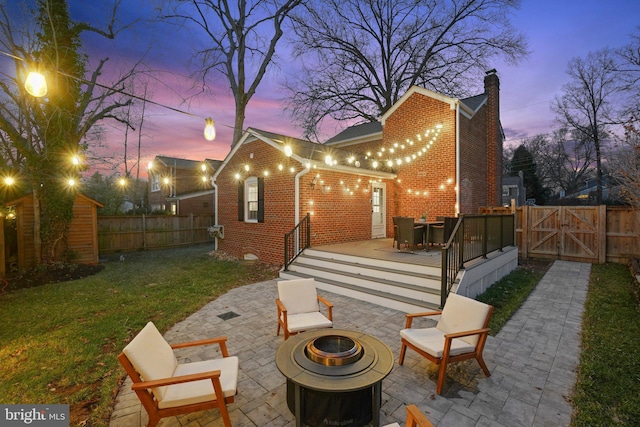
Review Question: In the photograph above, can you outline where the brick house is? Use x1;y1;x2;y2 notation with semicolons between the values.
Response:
213;71;503;265
147;156;221;215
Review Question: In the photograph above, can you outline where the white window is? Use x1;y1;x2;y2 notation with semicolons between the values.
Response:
245;177;258;222
151;174;160;192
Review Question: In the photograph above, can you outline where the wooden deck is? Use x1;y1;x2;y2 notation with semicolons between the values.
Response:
312;238;442;268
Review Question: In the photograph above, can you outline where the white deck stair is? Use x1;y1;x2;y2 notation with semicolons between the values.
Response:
279;248;448;313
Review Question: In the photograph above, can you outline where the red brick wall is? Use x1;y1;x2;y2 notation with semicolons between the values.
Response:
459;109;489;213
485;72;502;207
217;139;392;265
380;93;458;222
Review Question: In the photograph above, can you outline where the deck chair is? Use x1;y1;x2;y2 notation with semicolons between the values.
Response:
392;216;401;247
399;293;493;394
118;322;239;427
276;278;333;339
396;216;423;252
383;404;435;427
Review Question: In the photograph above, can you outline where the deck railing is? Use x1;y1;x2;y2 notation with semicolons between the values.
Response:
284;213;311;271
440;214;515;307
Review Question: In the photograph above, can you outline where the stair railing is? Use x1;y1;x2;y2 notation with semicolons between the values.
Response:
284;213;311;271
440;214;515;307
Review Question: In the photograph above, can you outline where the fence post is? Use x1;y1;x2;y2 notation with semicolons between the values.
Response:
190;213;194;244
142;214;146;250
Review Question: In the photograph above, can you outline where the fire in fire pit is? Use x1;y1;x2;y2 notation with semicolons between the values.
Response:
276;329;394;427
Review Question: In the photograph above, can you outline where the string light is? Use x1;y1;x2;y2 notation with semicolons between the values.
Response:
1;50;220;142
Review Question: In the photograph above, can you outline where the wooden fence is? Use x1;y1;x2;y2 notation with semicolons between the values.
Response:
97;214;214;254
481;206;640;264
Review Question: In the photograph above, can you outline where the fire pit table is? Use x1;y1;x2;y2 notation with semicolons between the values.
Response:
276;329;394;427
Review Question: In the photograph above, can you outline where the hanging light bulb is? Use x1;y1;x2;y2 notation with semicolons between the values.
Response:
204;117;216;141
25;71;47;97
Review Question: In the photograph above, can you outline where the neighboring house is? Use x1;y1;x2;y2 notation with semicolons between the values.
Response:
147;156;221;215
213;70;504;265
0;193;103;276
502;173;526;206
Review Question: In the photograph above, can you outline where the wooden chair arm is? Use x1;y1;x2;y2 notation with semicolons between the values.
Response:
317;296;333;321
131;370;221;391
171;336;227;349
444;328;490;340
171;336;230;357
404;311;442;328
276;298;287;313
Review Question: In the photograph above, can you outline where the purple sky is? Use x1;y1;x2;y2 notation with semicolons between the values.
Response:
70;0;640;177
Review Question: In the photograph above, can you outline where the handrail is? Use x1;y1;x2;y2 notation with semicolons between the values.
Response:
440;214;515;307
283;213;311;271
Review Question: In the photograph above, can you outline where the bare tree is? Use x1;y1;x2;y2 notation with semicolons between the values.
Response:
613;30;640;206
160;0;303;146
552;49;623;204
546;127;596;197
285;0;528;140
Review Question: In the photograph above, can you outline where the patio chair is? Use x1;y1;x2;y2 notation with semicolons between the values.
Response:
399;293;493;394
383;404;435;427
396;216;423;252
276;278;333;339
117;322;239;427
392;216;401;247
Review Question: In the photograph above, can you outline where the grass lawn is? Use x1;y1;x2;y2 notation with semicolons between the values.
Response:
571;263;640;426
0;244;279;426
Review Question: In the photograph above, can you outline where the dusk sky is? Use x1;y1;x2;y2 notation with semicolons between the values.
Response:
65;0;640;177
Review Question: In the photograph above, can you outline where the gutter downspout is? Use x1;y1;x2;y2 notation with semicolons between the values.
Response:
455;101;461;216
295;166;311;224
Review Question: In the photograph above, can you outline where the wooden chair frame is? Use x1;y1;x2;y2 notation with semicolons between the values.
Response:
276;295;333;339
118;336;236;427
383;404;434;427
405;404;435;427
398;306;493;394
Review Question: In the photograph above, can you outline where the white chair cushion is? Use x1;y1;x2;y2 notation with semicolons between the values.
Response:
284;312;333;333
158;356;239;409
400;327;475;358
436;293;490;346
278;278;320;315
123;322;177;401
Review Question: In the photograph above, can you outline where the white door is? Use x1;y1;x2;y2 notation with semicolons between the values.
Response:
371;182;386;238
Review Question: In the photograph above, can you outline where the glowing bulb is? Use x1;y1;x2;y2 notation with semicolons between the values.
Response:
68;178;76;187
201;164;207;171
284;145;293;157
25;71;47;97
204;117;216;141
201;176;208;183
4;176;15;186
72;156;80;166
119;178;126;187
234;173;241;180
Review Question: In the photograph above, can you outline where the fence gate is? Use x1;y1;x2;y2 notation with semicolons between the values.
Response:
526;206;605;263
